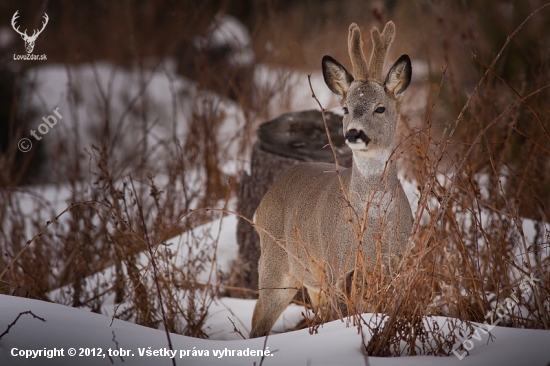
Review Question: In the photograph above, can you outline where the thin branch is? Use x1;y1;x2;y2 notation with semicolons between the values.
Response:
421;2;550;251
227;317;246;340
0;311;46;340
129;175;176;366
472;52;550;143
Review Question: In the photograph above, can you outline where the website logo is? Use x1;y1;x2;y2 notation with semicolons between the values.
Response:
11;10;48;60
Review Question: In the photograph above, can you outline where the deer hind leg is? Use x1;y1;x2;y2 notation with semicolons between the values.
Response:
306;284;346;323
304;285;331;324
250;240;300;338
339;269;371;315
305;286;322;311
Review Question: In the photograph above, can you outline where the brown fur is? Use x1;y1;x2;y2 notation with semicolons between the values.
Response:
250;21;412;338
348;23;369;79
368;21;396;82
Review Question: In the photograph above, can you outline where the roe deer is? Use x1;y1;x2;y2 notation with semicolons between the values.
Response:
250;21;413;338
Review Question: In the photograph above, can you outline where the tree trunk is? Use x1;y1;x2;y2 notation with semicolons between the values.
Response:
229;110;352;297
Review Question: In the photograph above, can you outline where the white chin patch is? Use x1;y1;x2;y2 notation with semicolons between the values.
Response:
346;141;368;150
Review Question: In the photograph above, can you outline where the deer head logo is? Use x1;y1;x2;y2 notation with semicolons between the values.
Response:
11;11;49;54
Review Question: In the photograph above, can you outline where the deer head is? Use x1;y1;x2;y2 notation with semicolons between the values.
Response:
322;21;411;160
11;11;49;54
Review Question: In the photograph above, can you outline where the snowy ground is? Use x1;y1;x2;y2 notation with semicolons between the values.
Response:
1;216;550;366
1;210;550;366
0;295;548;366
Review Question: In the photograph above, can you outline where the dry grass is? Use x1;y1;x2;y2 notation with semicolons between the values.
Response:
0;68;235;337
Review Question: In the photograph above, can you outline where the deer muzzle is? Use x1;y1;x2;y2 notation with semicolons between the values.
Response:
345;128;371;146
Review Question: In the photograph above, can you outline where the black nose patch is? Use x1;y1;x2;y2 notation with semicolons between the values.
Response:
345;129;371;145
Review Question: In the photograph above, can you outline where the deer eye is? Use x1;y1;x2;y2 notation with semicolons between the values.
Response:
343;107;349;114
375;106;385;113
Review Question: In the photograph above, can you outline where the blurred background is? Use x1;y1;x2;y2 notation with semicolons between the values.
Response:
0;0;548;342
1;0;549;187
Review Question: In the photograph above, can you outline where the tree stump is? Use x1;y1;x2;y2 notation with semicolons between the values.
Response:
229;110;352;298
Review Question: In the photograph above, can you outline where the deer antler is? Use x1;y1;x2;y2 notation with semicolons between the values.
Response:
367;21;396;82
11;11;27;38
32;13;49;39
11;11;48;40
347;21;396;82
348;23;369;80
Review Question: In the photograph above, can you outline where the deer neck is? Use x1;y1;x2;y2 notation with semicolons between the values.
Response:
349;148;398;200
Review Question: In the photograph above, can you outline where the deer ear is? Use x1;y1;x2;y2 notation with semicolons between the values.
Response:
322;55;354;99
385;54;412;97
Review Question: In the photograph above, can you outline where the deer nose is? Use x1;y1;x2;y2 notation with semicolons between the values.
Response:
345;129;370;145
345;129;360;143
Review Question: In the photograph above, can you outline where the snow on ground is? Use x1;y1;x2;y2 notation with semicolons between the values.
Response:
0;293;545;366
1;214;549;366
42;212;304;340
2;302;549;366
